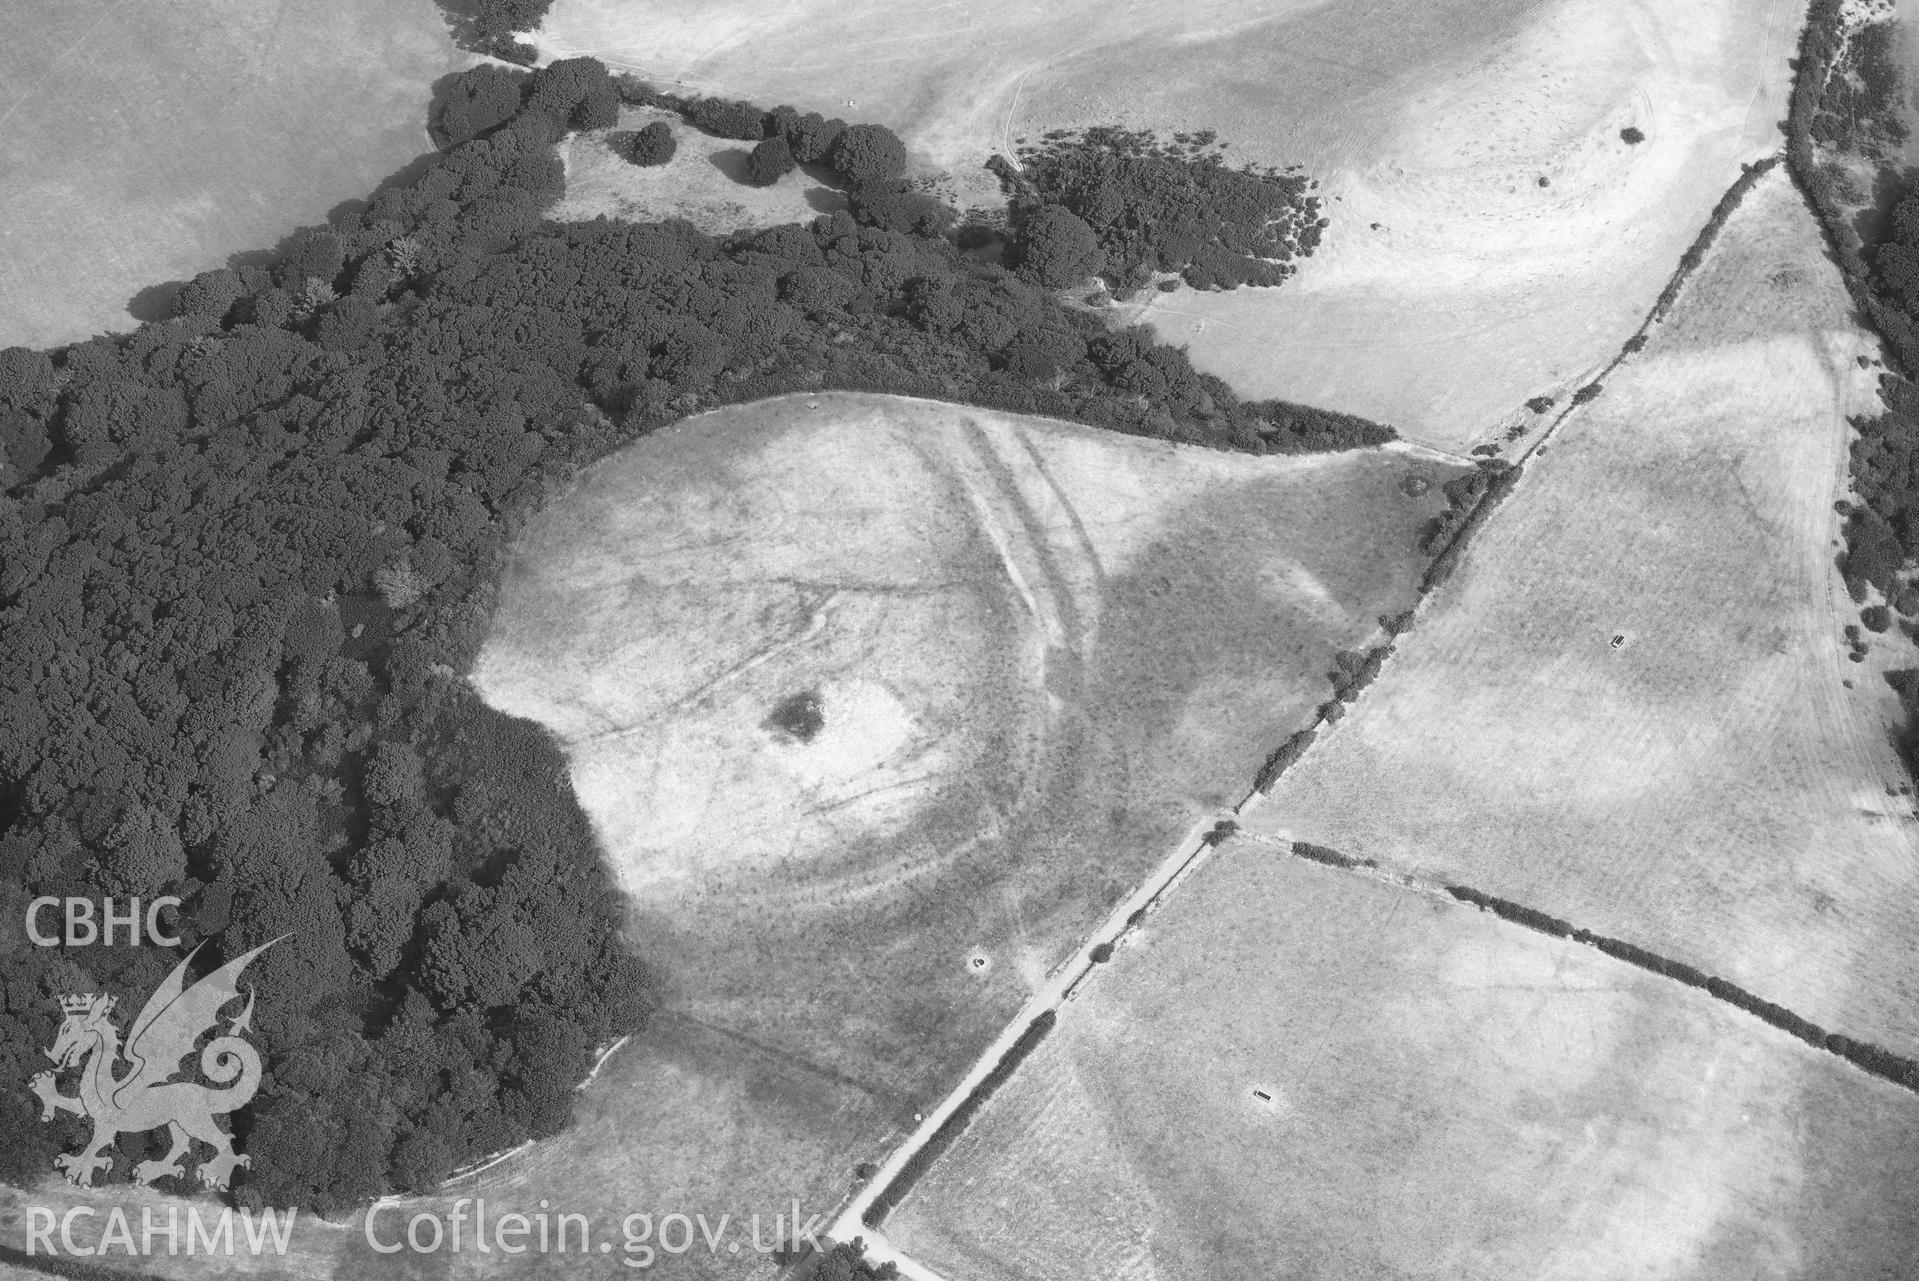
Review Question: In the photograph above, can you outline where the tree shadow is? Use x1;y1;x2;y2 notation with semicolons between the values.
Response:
327;196;373;227
803;186;849;215
125;280;185;324
790;157;850;214
707;147;754;185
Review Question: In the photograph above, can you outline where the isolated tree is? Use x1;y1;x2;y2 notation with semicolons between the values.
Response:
1620;126;1646;144
625;121;677;166
828;123;907;186
745;136;796;186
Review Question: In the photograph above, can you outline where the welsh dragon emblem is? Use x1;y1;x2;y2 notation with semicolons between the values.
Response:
31;939;280;1191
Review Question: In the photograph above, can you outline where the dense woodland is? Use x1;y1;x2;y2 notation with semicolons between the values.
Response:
994;127;1327;293
1789;2;1919;749
0;57;1385;1211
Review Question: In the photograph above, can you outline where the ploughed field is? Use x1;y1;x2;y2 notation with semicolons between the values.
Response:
534;0;1798;450
458;392;1459;1274
1243;167;1919;1060
0;0;462;349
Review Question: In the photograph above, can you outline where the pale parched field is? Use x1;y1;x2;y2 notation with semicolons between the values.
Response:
0;0;462;350
1126;0;1801;449
534;0;1797;450
1241;167;1919;1061
552;106;842;231
887;846;1919;1281
463;393;1458;1272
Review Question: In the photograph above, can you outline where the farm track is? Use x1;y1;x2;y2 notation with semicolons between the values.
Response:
814;147;1831;1279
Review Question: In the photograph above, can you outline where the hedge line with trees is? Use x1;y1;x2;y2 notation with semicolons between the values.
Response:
1289;841;1372;872
0;57;1398;1211
1446;882;1919;1093
1421;460;1522;592
861;1012;1056;1229
1784;2;1919;754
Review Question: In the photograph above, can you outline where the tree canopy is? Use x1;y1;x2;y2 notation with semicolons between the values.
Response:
622;120;677;167
1017;206;1106;288
746;136;797;186
997;126;1325;292
829;122;908;186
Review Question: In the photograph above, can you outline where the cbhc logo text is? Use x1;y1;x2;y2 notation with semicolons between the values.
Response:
26;897;182;947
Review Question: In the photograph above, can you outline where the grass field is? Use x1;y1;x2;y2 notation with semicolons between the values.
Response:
1237;166;1919;1066
0;0;461;350
887;845;1919;1280
1126;0;1800;449
552;106;841;231
532;0;1797;449
463;392;1459;1271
